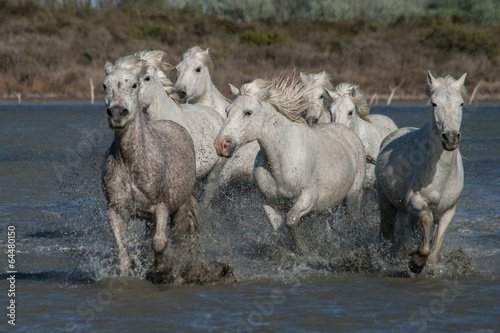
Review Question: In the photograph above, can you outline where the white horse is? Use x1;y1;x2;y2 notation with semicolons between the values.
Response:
173;46;261;189
101;67;198;277
173;46;230;119
214;71;366;251
104;52;224;180
300;71;334;126
327;83;398;186
375;71;466;273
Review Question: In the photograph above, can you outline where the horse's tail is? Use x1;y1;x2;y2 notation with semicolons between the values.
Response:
171;195;200;244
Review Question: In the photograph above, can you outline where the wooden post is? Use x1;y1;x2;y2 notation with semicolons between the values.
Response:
369;93;378;105
90;77;95;105
14;92;21;105
387;78;406;105
469;80;484;105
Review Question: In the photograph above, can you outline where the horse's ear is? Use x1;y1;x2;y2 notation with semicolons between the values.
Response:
325;88;335;100
427;70;436;88
148;50;167;68
455;73;467;88
229;83;240;97
204;48;210;55
104;61;114;75
348;86;356;98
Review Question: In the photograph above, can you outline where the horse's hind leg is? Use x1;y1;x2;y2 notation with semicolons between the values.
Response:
345;165;365;223
108;208;132;276
378;189;398;241
152;203;170;272
171;195;200;245
427;205;456;268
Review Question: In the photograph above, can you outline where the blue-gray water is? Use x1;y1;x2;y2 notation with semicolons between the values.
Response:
0;103;499;332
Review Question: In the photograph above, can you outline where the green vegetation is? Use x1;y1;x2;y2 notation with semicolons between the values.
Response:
0;0;499;101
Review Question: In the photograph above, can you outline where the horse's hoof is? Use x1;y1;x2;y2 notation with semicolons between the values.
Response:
409;258;425;274
146;263;173;284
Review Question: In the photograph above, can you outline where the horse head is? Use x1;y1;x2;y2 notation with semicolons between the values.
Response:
103;68;141;131
426;71;467;151
327;83;369;130
300;71;333;126
174;46;213;103
214;80;269;157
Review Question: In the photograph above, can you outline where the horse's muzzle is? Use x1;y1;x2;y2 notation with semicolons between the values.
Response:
441;130;461;151
173;87;188;103
106;105;130;130
214;136;235;158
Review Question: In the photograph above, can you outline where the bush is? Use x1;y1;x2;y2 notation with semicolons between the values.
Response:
239;27;290;46
420;23;499;60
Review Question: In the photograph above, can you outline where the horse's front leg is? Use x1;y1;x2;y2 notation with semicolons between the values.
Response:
406;193;434;273
427;205;457;268
254;152;283;230
152;203;169;272
286;192;315;253
107;207;131;276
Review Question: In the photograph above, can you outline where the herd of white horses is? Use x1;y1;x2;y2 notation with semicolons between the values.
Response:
101;46;466;278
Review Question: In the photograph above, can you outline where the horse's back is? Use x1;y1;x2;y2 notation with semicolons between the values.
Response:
312;123;366;187
367;113;398;138
314;122;365;160
375;126;421;210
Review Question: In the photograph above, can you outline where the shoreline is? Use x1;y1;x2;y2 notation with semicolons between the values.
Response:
1;95;498;106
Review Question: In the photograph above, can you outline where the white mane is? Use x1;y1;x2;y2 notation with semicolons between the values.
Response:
240;69;312;124
332;82;370;121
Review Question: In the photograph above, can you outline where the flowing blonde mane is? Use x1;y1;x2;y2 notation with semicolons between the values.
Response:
107;55;143;75
300;71;334;92
135;50;175;95
425;75;468;99
240;69;311;124
333;82;370;121
180;46;214;77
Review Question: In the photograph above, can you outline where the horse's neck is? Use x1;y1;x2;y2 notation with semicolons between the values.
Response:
114;111;152;168
422;121;459;171
319;108;331;123
148;83;187;127
257;106;297;169
198;81;229;117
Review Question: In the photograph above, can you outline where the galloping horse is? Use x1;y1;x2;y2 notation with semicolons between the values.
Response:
102;67;198;276
215;70;366;251
375;71;466;273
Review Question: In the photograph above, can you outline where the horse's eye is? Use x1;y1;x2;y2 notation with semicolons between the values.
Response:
348;111;353;116
132;83;137;89
145;76;151;82
244;110;253;116
320;94;324;99
460;102;464;107
102;84;107;90
195;67;201;73
432;102;437;107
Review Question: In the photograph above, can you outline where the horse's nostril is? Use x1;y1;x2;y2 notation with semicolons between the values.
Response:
106;108;113;118
179;91;187;99
121;108;129;117
441;133;448;141
223;140;231;151
456;132;461;142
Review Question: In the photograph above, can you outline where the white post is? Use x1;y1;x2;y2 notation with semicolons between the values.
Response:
90;77;95;105
14;92;21;105
469;80;483;105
